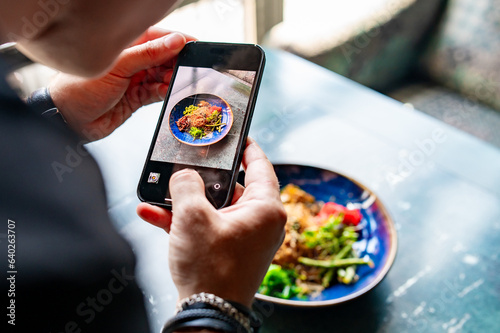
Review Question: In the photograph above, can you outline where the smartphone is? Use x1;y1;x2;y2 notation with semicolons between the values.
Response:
137;41;265;209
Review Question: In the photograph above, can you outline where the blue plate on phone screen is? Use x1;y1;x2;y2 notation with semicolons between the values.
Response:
255;164;397;307
168;93;233;146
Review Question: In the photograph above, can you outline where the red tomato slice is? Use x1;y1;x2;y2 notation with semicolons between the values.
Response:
318;202;344;217
318;202;362;226
343;209;362;226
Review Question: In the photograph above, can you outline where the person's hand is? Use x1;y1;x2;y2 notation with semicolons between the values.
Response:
49;27;194;140
137;138;287;308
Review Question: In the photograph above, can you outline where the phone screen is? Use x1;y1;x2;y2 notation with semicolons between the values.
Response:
138;42;265;209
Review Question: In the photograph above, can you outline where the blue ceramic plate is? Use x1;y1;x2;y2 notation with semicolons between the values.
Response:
255;164;397;307
168;94;233;146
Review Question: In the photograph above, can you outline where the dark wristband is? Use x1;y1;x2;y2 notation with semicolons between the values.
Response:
232;302;262;332
27;87;66;125
162;308;242;333
183;301;261;332
172;302;260;333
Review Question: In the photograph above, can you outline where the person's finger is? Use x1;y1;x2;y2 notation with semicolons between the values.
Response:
123;82;166;110
231;183;245;205
129;68;172;106
169;169;215;222
162;68;174;84
131;26;196;47
133;82;169;105
241;137;281;199
157;83;170;100
112;32;187;78
130;26;171;46
145;67;173;84
137;202;173;232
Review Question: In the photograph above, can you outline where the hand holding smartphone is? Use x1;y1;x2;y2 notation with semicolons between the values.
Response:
137;41;265;209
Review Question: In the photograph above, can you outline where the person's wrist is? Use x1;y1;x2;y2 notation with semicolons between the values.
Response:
47;84;73;126
174;262;256;308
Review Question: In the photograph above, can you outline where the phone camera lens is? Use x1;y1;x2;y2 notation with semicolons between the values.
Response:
213;183;221;190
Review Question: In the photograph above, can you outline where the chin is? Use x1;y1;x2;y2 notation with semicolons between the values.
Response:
52;55;118;78
16;41;120;78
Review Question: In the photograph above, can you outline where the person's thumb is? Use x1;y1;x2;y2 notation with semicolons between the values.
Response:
113;32;186;77
169;169;213;221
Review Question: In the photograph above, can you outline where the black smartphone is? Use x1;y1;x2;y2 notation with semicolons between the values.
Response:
137;41;265;209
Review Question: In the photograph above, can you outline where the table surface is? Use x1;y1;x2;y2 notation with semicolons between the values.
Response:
86;48;500;333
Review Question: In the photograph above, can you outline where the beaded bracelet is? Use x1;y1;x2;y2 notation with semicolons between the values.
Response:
175;293;252;333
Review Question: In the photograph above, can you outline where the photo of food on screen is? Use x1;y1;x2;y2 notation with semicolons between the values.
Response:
151;66;256;170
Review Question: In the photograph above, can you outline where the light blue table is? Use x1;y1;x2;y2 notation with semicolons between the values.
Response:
87;49;500;333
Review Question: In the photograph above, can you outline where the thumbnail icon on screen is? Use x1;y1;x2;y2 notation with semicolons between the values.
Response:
148;172;160;184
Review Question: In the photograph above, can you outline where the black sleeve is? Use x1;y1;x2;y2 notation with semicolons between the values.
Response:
0;75;150;332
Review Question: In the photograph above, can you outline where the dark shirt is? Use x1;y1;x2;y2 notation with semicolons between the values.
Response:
0;62;150;332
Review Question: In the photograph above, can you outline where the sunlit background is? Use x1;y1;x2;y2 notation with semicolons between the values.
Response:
3;0;500;147
158;0;390;43
7;0;392;96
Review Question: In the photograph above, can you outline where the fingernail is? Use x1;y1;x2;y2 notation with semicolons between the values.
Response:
163;32;185;50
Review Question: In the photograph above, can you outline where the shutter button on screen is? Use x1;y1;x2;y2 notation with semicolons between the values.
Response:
213;183;221;191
